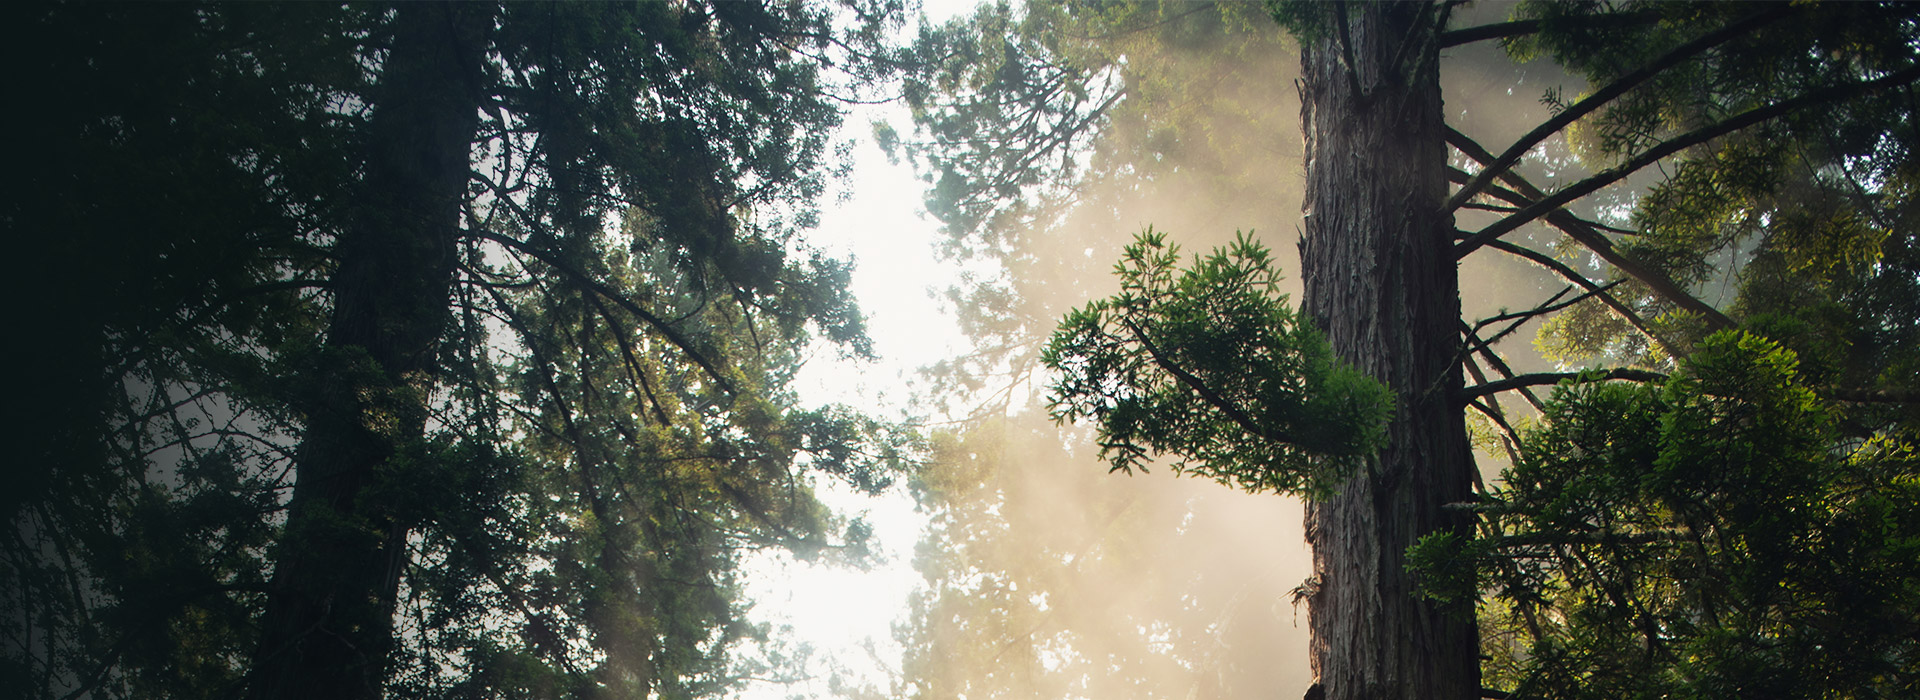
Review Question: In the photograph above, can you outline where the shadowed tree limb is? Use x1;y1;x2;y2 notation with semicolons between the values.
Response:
1462;368;1668;402
1445;6;1791;212
1477;237;1679;358
1437;9;1663;48
474;228;738;396
1446;130;1738;331
1826;388;1920;404
1454;60;1920;258
1443;282;1617;400
1468;338;1546;414
585;294;675;427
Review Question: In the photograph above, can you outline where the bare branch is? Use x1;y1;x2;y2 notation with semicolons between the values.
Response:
1480;238;1681;358
1470;340;1547;414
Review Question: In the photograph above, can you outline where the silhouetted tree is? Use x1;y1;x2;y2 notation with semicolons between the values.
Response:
4;3;912;699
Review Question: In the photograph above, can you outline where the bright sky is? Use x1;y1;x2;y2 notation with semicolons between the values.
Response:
734;3;984;697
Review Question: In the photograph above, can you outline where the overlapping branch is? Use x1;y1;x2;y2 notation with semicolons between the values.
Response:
1454;60;1920;259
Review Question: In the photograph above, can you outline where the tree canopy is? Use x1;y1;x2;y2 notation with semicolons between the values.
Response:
5;3;913;698
11;1;1920;698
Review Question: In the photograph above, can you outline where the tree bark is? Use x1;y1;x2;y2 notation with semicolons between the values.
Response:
246;5;489;699
1296;3;1479;699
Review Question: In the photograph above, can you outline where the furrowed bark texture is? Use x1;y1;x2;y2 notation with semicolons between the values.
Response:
1297;4;1479;699
246;5;489;699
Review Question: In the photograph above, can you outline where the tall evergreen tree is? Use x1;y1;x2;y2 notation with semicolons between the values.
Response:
905;1;1920;698
4;3;911;698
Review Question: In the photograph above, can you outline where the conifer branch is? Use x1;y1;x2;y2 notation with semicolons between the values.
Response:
1462;368;1668;401
1478;238;1676;357
585;294;675;427
1446;132;1738;331
1437;9;1663;47
474;228;738;396
1119;317;1286;445
1825;388;1920;404
1456;59;1920;258
1469;340;1547;414
1445;6;1791;213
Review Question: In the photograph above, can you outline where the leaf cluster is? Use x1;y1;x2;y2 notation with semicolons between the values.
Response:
1417;332;1920;698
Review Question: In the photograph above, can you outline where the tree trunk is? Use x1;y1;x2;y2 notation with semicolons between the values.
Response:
246;5;489;699
1296;3;1479;700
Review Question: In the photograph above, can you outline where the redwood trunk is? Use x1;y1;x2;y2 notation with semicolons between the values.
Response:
247;5;489;699
1297;4;1478;699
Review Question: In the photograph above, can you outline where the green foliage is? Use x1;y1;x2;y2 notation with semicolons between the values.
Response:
1043;230;1391;497
4;3;912;698
1509;1;1920;376
895;1;1302;413
1422;332;1920;698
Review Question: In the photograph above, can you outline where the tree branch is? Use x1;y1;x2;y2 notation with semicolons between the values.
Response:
475;228;738;395
1445;6;1791;212
1447;130;1738;331
1479;237;1678;357
1470;340;1547;414
585;294;674;427
1456;60;1920;258
1462;368;1667;402
1120;317;1287;445
1438;9;1663;47
1496;528;1687;548
1825;387;1920;404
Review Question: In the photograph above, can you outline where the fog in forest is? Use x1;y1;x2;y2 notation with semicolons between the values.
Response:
17;2;1918;697
885;4;1592;697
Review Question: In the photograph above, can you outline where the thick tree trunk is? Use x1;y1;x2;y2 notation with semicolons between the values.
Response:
1296;4;1478;700
246;5;489;699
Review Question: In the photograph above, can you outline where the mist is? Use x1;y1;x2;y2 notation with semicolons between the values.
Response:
891;3;1599;697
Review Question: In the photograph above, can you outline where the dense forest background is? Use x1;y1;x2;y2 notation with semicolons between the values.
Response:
8;1;1918;699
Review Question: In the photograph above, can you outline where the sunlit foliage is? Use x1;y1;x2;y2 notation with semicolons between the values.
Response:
1044;231;1391;497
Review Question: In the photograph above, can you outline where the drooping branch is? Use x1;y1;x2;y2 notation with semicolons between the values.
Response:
585;294;674;427
1447;130;1738;330
1469;281;1615;344
1462;368;1668;402
1445;5;1791;212
1463;378;1518;480
1455;60;1920;258
1445;282;1618;396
